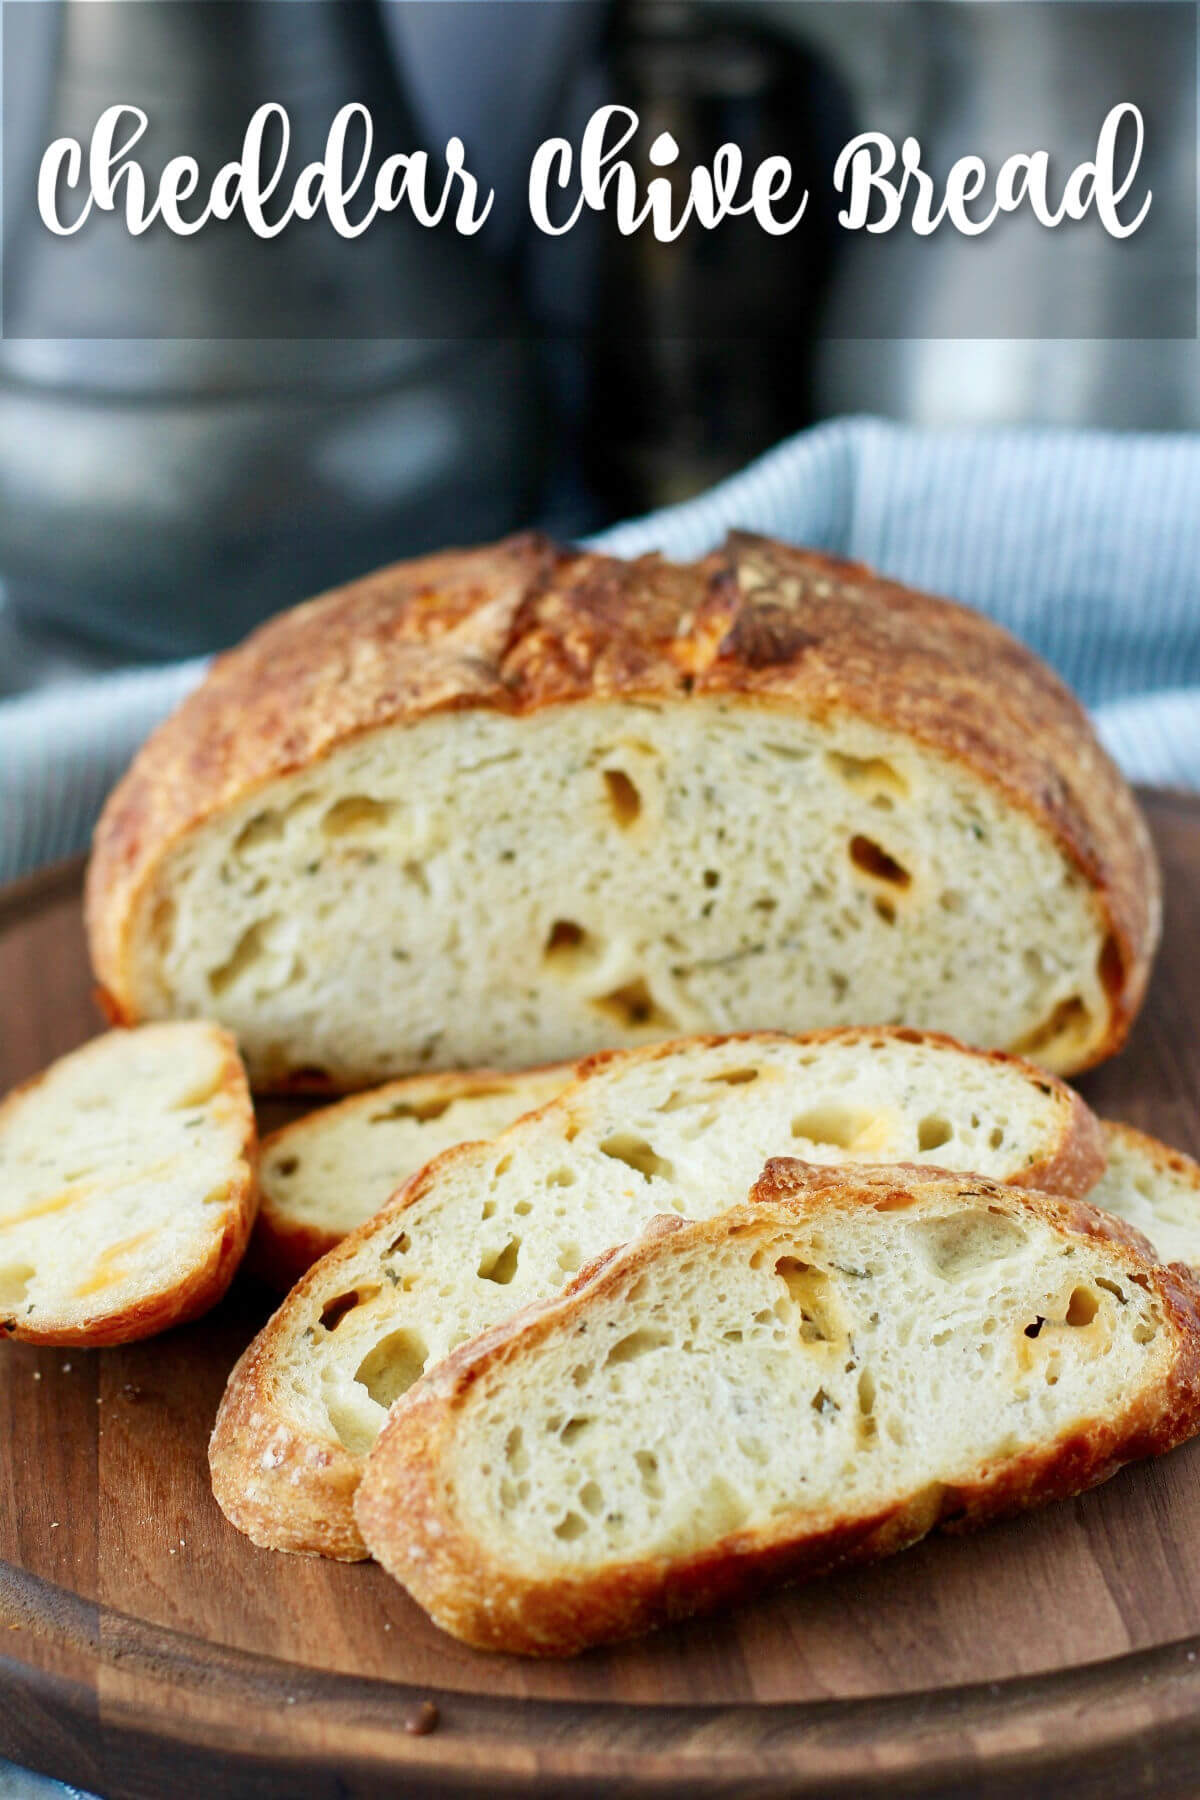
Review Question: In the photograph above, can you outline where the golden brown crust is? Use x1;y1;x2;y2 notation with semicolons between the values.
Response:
86;533;1158;1072
0;1027;258;1348
209;1317;367;1562
355;1162;1200;1656
208;1026;1107;1559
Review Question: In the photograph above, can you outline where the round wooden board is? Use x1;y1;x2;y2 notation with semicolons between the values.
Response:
4;790;1200;1800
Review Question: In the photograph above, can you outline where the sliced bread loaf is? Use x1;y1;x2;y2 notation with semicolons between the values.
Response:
355;1161;1200;1655
87;533;1158;1089
253;1063;576;1288
0;1024;257;1347
1087;1123;1200;1272
209;1028;1103;1558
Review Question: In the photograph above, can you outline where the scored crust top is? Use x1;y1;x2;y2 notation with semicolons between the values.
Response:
85;530;1159;1057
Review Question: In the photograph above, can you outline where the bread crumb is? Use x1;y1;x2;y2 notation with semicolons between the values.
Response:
404;1701;439;1736
61;1362;71;1372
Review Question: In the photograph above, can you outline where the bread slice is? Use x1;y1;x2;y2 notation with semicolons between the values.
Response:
1087;1123;1200;1272
87;533;1158;1089
355;1161;1200;1656
209;1028;1104;1559
0;1024;257;1347
254;1064;577;1287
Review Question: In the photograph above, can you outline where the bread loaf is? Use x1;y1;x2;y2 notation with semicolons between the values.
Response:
355;1161;1200;1655
0;1024;257;1346
254;1063;575;1287
209;1028;1103;1558
87;533;1158;1090
1088;1123;1200;1271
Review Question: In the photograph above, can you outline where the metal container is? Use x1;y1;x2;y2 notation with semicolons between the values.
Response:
0;0;540;656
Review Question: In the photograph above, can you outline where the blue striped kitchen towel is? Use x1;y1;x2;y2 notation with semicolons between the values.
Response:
2;415;1199;885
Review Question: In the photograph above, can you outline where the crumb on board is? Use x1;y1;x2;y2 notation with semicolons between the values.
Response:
404;1701;440;1737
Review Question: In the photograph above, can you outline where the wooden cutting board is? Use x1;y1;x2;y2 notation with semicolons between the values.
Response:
3;789;1200;1800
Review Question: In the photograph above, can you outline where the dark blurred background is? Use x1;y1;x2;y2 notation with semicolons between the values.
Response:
0;0;1196;683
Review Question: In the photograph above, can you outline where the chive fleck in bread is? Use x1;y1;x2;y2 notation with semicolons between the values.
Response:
209;1028;1103;1559
1088;1124;1200;1272
87;533;1158;1090
254;1064;576;1288
355;1161;1200;1656
0;1024;257;1347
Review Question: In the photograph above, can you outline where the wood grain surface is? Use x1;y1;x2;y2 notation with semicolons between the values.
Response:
2;791;1200;1799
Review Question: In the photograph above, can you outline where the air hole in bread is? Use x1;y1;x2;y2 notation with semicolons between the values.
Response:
1096;1277;1126;1304
989;1126;1005;1150
874;896;896;925
773;1257;840;1345
919;1210;1028;1280
706;1067;759;1087
591;977;677;1033
602;768;642;828
370;1093;456;1123
634;1449;663;1498
558;1244;582;1274
599;1134;675;1182
505;1426;529;1470
387;1230;411;1256
208;918;278;997
849;835;911;888
826;751;909;797
542;919;605;976
574;1480;603;1518
561;1414;592;1444
478;1238;521;1285
605;1325;670;1366
1065;1286;1100;1328
354;1327;428;1407
856;1368;878;1444
320;1286;378;1332
0;1264;35;1308
321;795;394;837
403;860;431;898
554;1510;588;1541
694;1475;749;1538
1013;995;1092;1059
789;1105;877;1151
233;810;286;854
546;1167;576;1188
917;1115;953;1153
273;1156;300;1178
